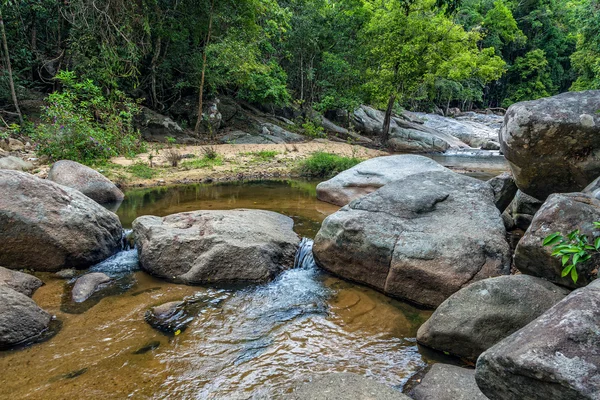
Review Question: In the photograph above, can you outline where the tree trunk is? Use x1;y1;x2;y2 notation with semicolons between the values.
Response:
150;36;162;109
381;93;396;143
0;8;23;125
194;0;214;134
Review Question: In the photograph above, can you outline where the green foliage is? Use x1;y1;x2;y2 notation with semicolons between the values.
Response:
30;71;143;164
570;0;600;90
301;120;325;138
128;162;157;179
503;49;552;107
298;151;361;177
543;222;600;284
181;154;224;169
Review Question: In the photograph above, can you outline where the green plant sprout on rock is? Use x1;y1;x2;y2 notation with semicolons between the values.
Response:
543;222;600;283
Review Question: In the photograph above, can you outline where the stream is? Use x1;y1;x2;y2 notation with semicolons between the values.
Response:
0;157;506;399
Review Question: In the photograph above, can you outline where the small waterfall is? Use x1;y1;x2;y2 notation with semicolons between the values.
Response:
294;238;316;269
121;229;135;250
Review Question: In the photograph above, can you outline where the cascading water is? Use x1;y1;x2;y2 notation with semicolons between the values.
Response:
294;237;317;269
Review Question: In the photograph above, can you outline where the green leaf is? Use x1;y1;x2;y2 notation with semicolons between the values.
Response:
543;233;562;246
593;222;600;228
571;267;579;283
573;253;580;265
562;255;570;266
561;265;573;277
594;237;600;250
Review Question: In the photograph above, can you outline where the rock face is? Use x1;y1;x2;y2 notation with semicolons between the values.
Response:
488;172;518;212
499;90;600;200
0;267;43;297
72;272;112;303
514;193;600;288
415;111;501;148
291;373;411;400
313;170;511;308
352;106;469;152
135;106;184;142
507;189;543;230
0;170;123;272
416;275;569;359
411;364;489;400
47;160;124;204
0;286;52;349
475;279;600;400
316;155;448;206
133;209;300;284
0;156;33;171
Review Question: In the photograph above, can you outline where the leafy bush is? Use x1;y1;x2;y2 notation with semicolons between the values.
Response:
298;152;361;178
30;71;144;164
128;162;156;179
543;222;600;283
301;120;326;138
181;154;224;169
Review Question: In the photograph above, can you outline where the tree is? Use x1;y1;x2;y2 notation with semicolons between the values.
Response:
0;3;23;125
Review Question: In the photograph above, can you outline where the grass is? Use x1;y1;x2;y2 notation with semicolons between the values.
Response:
298;151;362;178
181;154;224;169
241;150;280;162
127;162;157;179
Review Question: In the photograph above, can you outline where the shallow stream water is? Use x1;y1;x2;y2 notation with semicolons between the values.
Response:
0;162;507;399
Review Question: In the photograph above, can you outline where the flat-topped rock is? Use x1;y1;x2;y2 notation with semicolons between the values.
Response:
133;209;300;284
290;373;411;400
316;155;448;206
0;267;43;297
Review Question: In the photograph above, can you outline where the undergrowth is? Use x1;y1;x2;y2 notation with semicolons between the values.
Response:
298;151;361;177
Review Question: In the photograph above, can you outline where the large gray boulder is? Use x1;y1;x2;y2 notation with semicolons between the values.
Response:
416;275;569;359
509;190;543;230
488;172;518;212
0;170;123;272
414;112;501;148
411;364;488;400
500;90;600;200
475;279;600;400
316;155;448;206
135;106;184;142
0;286;52;349
0;267;43;297
48;160;124;204
290;373;411;400
313;170;511;308
133;209;300;284
514;193;600;288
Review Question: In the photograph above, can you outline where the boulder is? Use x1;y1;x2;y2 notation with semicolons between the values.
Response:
219;130;286;145
583;175;600;199
0;170;123;272
320;116;373;145
0;286;52;349
416;275;569;360
488;172;518;212
352;106;470;151
414;112;500;148
0;267;43;297
499;90;600;200
133;209;300;284
316;155;448;206
411;364;488;400
0;156;33;171
475;279;600;400
0;138;25;151
313;170;511;308
509;190;542;230
514;193;600;288
481;141;501;151
261;122;305;142
135;106;184;142
290;373;411;400
47;160;124;204
72;272;112;303
145;301;189;333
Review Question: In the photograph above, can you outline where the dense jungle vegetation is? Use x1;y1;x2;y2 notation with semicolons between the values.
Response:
1;0;599;132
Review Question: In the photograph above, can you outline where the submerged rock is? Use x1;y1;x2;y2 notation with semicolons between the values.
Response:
145;301;191;334
72;273;112;303
0;286;52;349
0;170;123;272
416;275;569;360
316;155;448;206
48;160;124;204
133;209;300;284
290;373;411;400
514;193;600;288
500;90;600;200
475;279;600;400
411;364;488;400
313;170;511;308
0;267;43;297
